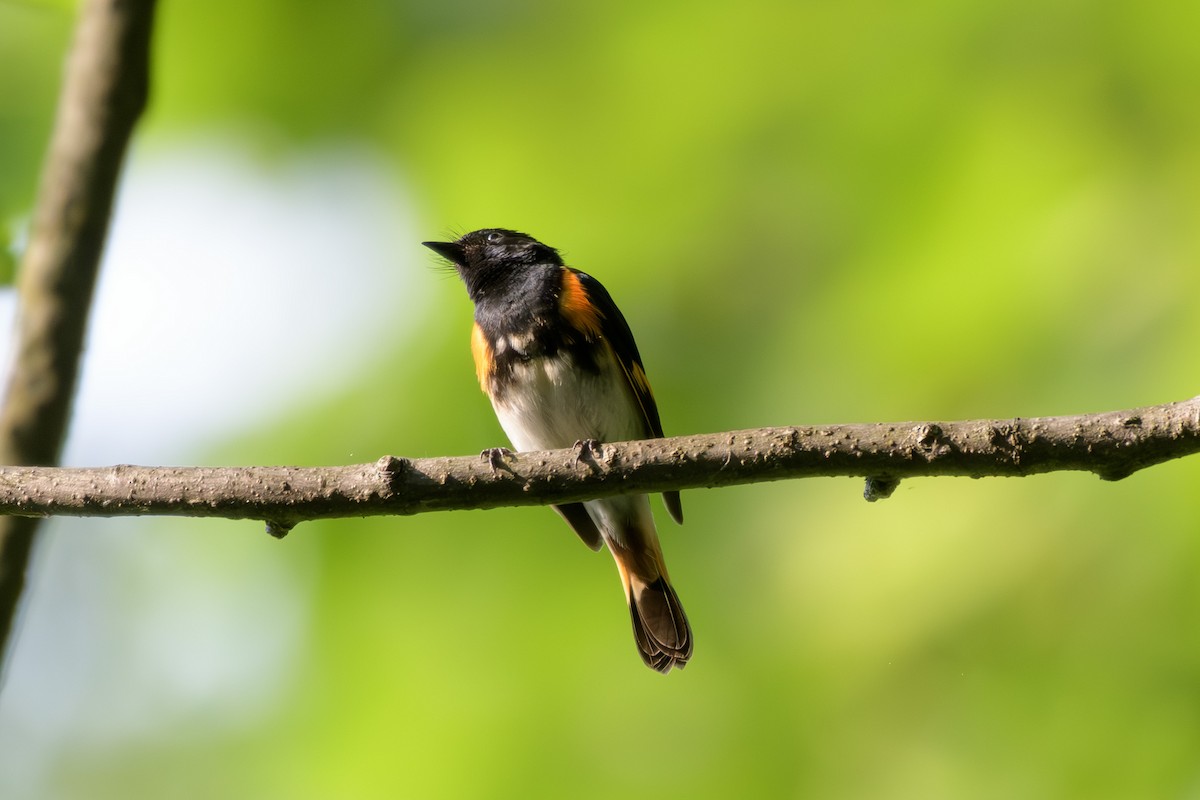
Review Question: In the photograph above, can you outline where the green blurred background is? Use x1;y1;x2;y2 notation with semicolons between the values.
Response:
3;0;1200;797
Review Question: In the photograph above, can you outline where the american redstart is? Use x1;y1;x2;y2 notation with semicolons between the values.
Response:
424;229;692;673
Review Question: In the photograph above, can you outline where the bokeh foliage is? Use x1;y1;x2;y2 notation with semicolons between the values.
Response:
4;0;1200;797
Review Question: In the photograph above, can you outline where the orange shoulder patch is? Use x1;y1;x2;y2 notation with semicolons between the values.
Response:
559;270;605;339
470;321;492;389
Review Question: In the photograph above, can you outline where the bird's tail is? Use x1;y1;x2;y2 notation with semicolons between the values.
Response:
610;542;693;673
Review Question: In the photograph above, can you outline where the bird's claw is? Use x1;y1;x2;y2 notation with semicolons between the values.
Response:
480;446;514;474
571;438;604;466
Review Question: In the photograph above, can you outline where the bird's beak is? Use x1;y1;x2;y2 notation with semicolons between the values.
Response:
422;240;465;266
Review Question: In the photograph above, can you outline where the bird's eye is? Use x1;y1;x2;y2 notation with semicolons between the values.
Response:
486;232;503;244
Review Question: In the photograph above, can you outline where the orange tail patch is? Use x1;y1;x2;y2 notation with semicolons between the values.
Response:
611;546;692;673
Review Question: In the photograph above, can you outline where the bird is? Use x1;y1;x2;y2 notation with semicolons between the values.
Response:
424;228;692;673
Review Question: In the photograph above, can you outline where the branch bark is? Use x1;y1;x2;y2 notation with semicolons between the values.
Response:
0;396;1195;537
0;0;155;676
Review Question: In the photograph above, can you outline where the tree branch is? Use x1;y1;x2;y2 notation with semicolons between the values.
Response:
0;396;1195;537
0;0;155;676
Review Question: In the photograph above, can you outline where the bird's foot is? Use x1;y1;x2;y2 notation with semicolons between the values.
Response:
480;446;515;474
571;438;604;466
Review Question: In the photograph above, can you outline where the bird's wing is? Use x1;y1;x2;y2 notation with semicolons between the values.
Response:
561;268;683;525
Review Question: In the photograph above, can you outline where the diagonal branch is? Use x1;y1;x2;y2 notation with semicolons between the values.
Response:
0;0;156;678
0;395;1196;537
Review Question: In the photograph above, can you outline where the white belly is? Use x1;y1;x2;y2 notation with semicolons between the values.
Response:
490;347;642;453
491;347;656;549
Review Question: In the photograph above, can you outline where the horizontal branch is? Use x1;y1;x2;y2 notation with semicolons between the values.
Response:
0;395;1197;536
